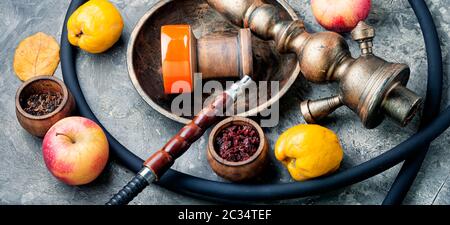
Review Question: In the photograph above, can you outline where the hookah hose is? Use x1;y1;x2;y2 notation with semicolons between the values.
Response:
382;0;443;205
61;0;446;203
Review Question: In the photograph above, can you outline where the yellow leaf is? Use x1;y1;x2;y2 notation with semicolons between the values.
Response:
13;32;60;81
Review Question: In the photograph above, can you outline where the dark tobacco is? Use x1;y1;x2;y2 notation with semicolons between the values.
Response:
214;124;260;162
23;91;63;116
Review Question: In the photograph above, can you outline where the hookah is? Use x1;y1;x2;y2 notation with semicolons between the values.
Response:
208;0;422;129
60;0;446;205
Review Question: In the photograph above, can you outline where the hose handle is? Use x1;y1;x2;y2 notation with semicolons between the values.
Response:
106;167;154;205
143;92;232;178
143;76;252;178
106;76;253;205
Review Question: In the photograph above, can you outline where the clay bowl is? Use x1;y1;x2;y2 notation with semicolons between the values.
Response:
15;76;76;137
207;117;269;182
127;0;300;124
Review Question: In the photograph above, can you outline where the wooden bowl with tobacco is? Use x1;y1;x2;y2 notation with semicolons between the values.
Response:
207;117;269;182
15;76;76;137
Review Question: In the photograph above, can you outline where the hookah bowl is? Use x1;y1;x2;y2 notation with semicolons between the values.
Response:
161;25;253;94
207;0;422;128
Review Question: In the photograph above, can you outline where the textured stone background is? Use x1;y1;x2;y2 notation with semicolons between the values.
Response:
0;0;449;205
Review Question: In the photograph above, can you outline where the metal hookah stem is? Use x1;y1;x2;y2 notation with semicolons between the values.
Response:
106;76;253;205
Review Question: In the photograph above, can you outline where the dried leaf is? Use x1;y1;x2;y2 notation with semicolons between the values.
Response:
13;32;60;81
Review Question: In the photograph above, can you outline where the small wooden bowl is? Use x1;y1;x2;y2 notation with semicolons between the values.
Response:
207;117;268;182
15;76;76;137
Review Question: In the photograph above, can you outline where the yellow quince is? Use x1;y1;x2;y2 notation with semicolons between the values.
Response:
275;124;344;181
67;0;123;53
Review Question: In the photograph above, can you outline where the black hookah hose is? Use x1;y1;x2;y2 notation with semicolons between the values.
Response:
61;0;448;203
61;0;143;173
382;0;443;205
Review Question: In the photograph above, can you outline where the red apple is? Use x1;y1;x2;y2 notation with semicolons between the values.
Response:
311;0;371;33
42;116;109;185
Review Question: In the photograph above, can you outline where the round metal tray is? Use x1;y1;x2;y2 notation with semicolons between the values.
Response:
127;0;300;124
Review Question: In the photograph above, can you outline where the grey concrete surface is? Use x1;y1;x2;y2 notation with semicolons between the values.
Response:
0;0;449;205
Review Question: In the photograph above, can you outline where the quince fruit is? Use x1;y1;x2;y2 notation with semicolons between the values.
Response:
275;124;344;181
67;0;123;53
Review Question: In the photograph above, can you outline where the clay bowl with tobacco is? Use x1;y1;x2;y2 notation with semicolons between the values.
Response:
15;76;76;138
208;117;269;182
